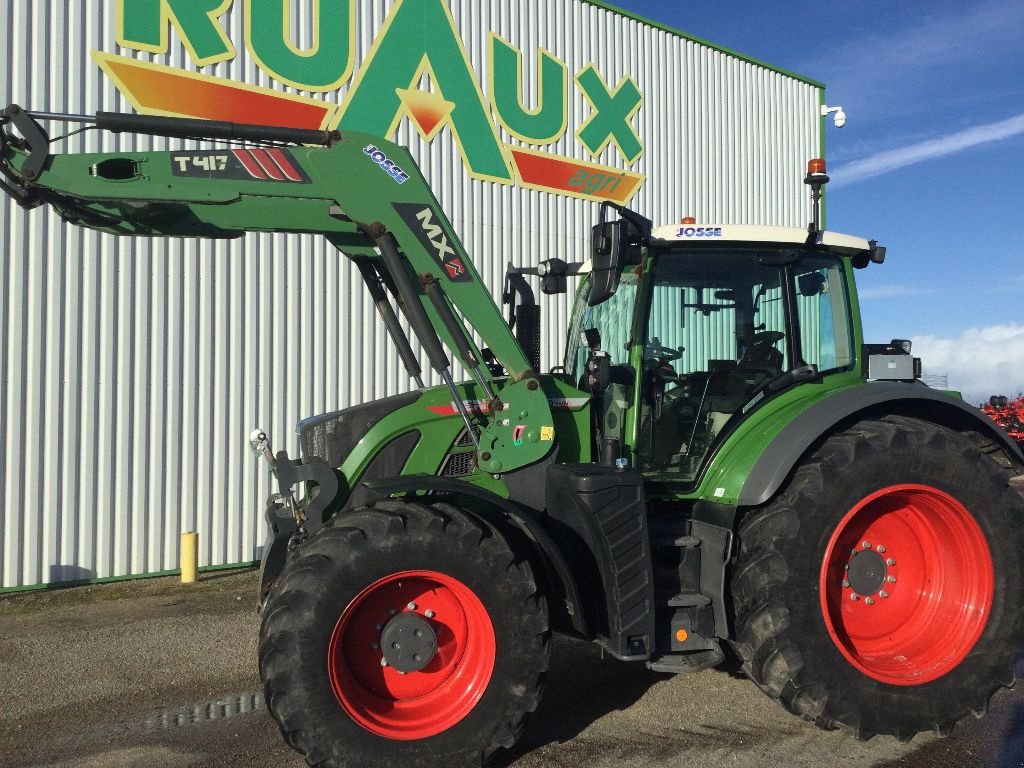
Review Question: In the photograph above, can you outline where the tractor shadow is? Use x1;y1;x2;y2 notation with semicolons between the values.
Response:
491;636;669;765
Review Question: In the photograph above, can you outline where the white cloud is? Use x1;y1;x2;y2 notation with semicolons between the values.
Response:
858;285;940;300
993;274;1024;292
913;324;1024;404
830;113;1024;188
803;1;1024;120
824;4;1009;76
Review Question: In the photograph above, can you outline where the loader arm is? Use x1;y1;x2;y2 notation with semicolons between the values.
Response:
0;105;555;473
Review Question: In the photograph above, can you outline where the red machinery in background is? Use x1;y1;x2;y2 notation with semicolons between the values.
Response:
983;395;1024;446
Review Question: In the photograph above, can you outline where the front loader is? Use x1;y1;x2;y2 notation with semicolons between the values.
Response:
3;106;1023;767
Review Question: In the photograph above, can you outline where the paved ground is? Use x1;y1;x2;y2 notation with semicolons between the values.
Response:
1;570;1021;768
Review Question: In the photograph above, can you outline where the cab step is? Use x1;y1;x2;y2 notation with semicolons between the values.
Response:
647;647;725;674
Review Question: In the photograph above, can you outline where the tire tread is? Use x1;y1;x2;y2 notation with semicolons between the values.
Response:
259;500;549;768
729;417;1024;740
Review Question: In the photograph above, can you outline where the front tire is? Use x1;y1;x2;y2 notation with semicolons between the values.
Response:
730;416;1024;740
259;500;549;767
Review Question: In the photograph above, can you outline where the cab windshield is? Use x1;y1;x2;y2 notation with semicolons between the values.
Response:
638;248;852;478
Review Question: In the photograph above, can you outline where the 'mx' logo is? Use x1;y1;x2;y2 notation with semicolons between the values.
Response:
393;203;471;282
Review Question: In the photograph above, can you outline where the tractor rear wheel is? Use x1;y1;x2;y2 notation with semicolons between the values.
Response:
259;500;549;767
730;416;1024;740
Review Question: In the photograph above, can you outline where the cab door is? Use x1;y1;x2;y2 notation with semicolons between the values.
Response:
564;268;643;463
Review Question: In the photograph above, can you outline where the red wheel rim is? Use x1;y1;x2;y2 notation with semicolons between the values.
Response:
819;484;993;685
328;570;495;740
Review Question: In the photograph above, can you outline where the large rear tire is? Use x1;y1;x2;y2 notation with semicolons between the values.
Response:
259;500;549;767
730;416;1024;740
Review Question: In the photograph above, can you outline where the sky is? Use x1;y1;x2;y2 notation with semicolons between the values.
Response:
616;0;1024;404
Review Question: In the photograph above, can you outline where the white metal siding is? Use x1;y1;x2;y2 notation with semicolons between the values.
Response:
1;0;822;588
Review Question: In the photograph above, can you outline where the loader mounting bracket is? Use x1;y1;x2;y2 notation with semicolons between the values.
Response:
0;105;50;194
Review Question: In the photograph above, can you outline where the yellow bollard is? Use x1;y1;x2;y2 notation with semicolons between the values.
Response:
181;531;199;584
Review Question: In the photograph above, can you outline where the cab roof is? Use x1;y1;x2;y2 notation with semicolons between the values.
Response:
650;223;872;256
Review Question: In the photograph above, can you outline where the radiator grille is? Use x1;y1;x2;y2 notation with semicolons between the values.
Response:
455;428;478;448
441;452;477;477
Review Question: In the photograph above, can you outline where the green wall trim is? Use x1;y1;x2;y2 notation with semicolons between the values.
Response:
578;0;826;89
819;89;828;228
0;561;258;595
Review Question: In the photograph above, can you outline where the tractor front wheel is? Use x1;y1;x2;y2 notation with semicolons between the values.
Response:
730;416;1024;739
259;500;549;767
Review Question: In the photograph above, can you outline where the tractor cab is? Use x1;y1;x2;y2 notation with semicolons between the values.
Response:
565;220;875;483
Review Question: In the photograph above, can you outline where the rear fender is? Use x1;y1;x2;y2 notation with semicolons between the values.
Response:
738;383;1024;507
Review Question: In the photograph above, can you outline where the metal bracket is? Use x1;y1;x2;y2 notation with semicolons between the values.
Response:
273;452;341;534
1;104;50;185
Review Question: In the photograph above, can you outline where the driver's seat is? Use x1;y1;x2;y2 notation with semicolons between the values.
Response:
739;341;783;373
703;336;785;438
731;331;784;394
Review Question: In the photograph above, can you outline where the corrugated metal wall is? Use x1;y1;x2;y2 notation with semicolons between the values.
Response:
0;0;823;588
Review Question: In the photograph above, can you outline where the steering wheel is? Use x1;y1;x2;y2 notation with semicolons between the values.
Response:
644;340;684;364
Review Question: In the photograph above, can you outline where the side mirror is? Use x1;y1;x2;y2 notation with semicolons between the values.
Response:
798;272;827;297
589;219;629;306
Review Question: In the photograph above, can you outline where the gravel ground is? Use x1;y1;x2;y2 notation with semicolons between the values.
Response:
1;570;1021;768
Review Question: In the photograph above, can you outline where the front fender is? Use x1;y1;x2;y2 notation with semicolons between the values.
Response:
358;475;587;637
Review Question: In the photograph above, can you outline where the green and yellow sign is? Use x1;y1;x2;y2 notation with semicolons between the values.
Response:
99;0;646;203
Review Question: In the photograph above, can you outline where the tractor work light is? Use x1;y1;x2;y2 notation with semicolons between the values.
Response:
804;158;830;193
681;216;697;225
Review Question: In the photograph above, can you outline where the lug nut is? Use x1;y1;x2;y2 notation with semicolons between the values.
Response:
887;575;897;583
880;591;889;598
887;558;896;566
850;593;860;601
862;541;872;549
877;545;886;553
407;602;417;611
842;579;850;588
374;624;382;631
425;610;435;619
380;659;388;667
370;642;379;650
388;609;397;616
865;597;875;605
843;564;849;571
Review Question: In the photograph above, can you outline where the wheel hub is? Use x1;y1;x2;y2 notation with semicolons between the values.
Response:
380;611;438;673
847;549;887;597
820;485;994;685
328;570;497;739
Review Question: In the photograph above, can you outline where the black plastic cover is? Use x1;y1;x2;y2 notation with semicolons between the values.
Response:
343;431;421;510
515;304;542;372
544;464;655;659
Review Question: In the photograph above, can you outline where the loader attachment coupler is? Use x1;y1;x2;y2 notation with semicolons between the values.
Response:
0;105;51;203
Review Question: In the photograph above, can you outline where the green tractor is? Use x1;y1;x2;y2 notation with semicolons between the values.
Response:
3;106;1022;767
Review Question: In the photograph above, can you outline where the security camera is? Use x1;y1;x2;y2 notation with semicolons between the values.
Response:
822;105;847;129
